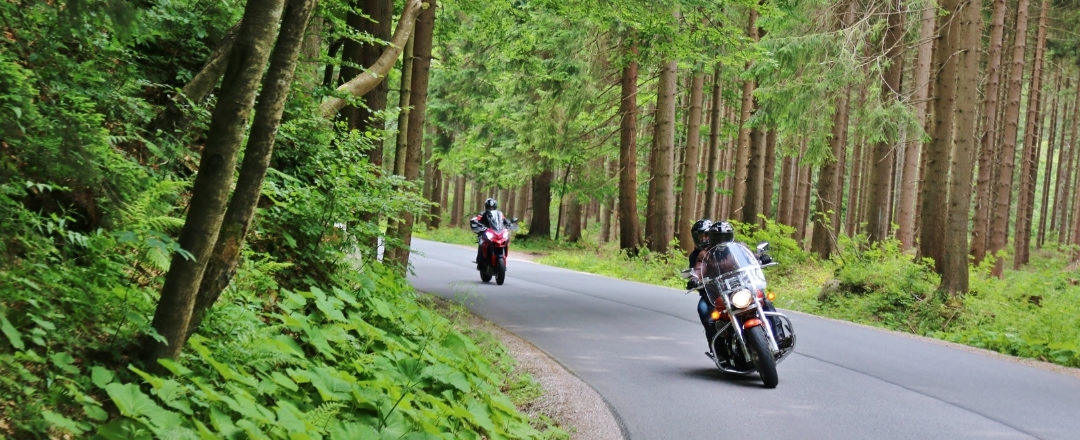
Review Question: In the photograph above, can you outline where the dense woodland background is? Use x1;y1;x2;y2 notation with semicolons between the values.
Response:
1;0;1079;437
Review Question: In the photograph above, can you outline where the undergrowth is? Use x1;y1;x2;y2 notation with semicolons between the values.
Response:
0;188;568;438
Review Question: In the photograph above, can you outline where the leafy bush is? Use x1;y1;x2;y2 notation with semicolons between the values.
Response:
76;264;563;439
948;250;1080;367
816;234;945;332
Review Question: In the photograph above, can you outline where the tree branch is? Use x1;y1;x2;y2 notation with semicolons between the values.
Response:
319;0;426;119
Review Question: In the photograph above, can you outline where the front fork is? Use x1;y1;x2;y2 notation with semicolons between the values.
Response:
713;297;779;363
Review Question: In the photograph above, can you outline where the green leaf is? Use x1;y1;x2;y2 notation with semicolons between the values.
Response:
156;358;193;376
92;366;116;388
328;422;378;439
0;311;25;350
43;410;88;435
424;364;472;393
299;366;355;401
95;419;153;439
269;371;299;392
105;383;161;417
50;351;80;375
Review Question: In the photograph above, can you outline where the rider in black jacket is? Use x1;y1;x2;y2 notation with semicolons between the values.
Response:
470;198;513;269
688;219;715;348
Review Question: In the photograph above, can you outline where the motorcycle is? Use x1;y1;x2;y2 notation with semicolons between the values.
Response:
683;241;796;388
470;214;518;285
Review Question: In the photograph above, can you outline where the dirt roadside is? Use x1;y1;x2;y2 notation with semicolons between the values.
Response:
431;249;624;439
449;303;625;440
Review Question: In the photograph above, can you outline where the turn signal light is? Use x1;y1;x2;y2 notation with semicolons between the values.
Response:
767;291;776;301
710;310;722;321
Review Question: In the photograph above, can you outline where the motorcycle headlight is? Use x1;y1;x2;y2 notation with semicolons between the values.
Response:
731;288;753;309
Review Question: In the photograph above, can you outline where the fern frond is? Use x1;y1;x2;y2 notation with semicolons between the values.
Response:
306;401;345;428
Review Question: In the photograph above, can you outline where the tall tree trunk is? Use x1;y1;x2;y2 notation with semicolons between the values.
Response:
1037;70;1061;247
867;0;905;242
450;175;465;226
532;169;554;238
970;0;1007;262
777;155;795;226
188;0;315;336
565;194;582;243
1056;76;1080;240
146;0;284;362
387;0;435;270
846;131;865;236
601;157;617;243
731;8;759;220
392;35;415;176
678;68;705;252
762;129;777;222
811;88;850;259
1014;0;1049;269
343;0;394;251
793;143;811;242
429;166;444;228
341;0;393;148
920;0;965;274
517;180;531;227
471;179;483;215
988;0;1031;277
647;58;678;253
832;97;849;239
704;65;722;220
384;33;414;263
744;125;764;224
898;2;937;250
942;0;982;294
618;38;642;253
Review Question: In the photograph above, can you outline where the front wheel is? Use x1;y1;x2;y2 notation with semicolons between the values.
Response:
745;325;778;388
479;261;492;283
495;257;506;285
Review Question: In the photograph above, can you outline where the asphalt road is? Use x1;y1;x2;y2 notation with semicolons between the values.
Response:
407;238;1080;439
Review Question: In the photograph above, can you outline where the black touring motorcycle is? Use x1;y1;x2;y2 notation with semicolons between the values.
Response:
683;241;796;388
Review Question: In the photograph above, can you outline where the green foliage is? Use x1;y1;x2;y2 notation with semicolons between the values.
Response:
948;251;1080;367
728;217;812;268
0;1;574;438
257;113;429;285
813;234;946;333
80;264;561;439
540;242;689;290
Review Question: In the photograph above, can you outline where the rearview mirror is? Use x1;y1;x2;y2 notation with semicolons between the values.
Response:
679;268;693;279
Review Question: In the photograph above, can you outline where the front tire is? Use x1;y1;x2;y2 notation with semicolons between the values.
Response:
495;257;506;285
746;325;778;388
479;261;492;283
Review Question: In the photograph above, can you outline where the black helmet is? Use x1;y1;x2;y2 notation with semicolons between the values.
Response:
691;219;713;249
708;221;735;244
484;198;498;211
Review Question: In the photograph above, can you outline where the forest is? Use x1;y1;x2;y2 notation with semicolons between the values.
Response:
1;0;1079;437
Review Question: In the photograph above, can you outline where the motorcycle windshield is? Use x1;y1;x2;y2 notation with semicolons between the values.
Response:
700;242;766;306
487;211;506;232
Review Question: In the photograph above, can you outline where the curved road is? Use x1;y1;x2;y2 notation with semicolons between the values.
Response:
407;239;1080;439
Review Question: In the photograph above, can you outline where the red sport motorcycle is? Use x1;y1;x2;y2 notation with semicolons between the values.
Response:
470;213;518;285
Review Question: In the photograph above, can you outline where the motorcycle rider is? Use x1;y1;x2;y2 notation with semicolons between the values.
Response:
688;219;715;349
704;220;787;346
470;198;513;270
